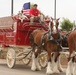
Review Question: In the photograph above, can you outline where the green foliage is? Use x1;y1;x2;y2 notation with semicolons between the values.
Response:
60;18;74;32
30;3;34;8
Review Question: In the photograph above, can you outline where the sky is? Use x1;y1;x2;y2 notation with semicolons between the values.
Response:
0;0;76;22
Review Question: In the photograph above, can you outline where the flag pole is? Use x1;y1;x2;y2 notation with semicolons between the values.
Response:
11;0;13;16
54;0;56;19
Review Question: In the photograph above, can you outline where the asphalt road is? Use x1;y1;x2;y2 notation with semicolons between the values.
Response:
0;59;66;75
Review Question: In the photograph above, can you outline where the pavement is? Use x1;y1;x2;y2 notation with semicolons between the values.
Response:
0;59;67;75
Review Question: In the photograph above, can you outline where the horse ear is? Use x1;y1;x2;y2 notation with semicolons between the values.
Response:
57;18;60;21
50;17;53;21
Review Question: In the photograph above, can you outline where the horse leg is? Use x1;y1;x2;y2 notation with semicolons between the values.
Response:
31;46;37;71
35;48;41;71
52;52;60;73
66;51;75;75
57;53;63;72
46;51;53;74
31;47;41;71
73;56;76;75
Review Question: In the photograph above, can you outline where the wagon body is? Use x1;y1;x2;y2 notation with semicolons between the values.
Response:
0;16;48;47
0;16;49;68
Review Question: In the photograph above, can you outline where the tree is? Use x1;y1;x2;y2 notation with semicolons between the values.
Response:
60;18;74;32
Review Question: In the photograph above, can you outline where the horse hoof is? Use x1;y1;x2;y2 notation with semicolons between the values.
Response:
36;67;41;71
58;66;63;72
31;66;36;71
66;73;73;75
46;70;53;75
31;68;36;71
59;69;63;72
53;70;60;73
46;71;53;75
36;68;41;71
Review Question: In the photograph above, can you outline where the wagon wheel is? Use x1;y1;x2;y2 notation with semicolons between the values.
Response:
22;51;32;65
22;58;31;65
6;48;16;68
38;52;48;68
58;53;68;72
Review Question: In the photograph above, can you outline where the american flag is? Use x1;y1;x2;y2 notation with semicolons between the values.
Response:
22;2;30;15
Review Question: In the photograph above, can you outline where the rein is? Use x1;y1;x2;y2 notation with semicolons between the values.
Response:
41;30;53;45
41;30;63;51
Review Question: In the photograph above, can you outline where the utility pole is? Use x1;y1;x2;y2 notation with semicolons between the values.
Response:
54;0;56;19
11;0;13;16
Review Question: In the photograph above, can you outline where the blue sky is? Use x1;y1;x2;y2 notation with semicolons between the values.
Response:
0;0;76;22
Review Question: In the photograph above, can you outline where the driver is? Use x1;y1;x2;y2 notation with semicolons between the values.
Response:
29;4;44;24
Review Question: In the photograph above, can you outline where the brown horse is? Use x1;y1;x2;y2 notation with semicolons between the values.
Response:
66;29;76;75
29;17;62;74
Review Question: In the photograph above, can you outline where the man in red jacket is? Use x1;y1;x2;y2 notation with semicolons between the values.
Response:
30;4;44;24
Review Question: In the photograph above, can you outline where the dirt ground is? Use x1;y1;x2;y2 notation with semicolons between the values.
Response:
60;54;68;68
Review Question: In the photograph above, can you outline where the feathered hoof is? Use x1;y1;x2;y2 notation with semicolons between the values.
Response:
58;68;63;72
66;73;73;75
46;70;53;75
36;67;41;71
31;66;36;71
53;70;60;73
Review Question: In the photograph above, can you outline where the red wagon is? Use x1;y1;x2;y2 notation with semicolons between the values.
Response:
0;15;49;68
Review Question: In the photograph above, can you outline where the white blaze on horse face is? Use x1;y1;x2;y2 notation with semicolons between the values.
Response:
52;20;57;33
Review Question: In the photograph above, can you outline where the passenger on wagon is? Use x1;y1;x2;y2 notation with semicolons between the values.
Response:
29;4;44;24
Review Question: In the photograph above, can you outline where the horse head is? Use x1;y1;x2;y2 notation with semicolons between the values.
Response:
49;17;60;34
